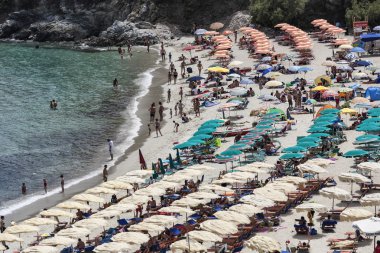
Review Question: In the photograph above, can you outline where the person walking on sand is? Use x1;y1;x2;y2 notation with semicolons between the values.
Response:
167;88;171;102
168;52;172;62
234;30;238;43
168;71;172;84
173;121;179;132
174;102;178;116
173;69;178;84
21;183;26;195
0;216;5;233
179;87;183;100
169;108;172;119
160;48;166;61
155;119;162;137
60;174;64;193
43;179;47;194
107;139;114;160
149;103;156;122
197;61;203;76
103;165;108;182
147;124;151;136
194;98;200;117
180;60;186;76
158;102;164;121
178;100;184;117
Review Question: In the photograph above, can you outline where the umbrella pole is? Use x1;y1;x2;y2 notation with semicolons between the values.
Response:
332;197;335;211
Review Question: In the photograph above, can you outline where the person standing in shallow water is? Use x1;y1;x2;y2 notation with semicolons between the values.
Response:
158;102;164;121
60;175;64;193
113;78;118;88
43;179;47;194
21;183;26;195
103;165;108;182
107;139;114;160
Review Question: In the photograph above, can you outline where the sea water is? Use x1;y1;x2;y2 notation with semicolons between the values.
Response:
0;43;158;214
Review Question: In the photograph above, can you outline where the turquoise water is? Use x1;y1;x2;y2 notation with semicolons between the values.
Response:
0;43;158;214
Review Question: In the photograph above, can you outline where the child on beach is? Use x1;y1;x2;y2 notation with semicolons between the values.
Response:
147;124;151;136
155;119;162;137
173;121;179;132
170;108;172;118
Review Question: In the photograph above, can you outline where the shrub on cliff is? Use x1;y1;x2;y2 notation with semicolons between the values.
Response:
345;0;380;27
249;0;308;27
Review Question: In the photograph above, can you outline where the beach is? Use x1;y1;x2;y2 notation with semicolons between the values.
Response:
2;26;380;253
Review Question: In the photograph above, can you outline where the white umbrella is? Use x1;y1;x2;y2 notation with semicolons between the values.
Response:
249;162;275;169
353;217;380;250
296;203;328;213
22;246;58;253
212;178;244;185
228;60;244;67
116;176;146;184
5;225;39;234
305;158;335;167
244;235;281;253
111;232;150;244
144;215;177;225
171;239;207;253
320;187;352;209
40;209;75;218
120;194;150;205
240;194;275;207
134;187;166;196
128;222;165;236
73;218;109;229
94;242;139;253
56;227;90;239
298;164;327;174
338;172;371;194
265;80;283;88
188;164;217;171
101;180;133;190
186;191;220;200
106;203;136;212
264;182;297;194
214;211;250;224
187;230;223;242
56;201;91;210
172;197;208;207
162;174;191;183
341;208;373;221
86;187;117;195
23;218;57;226
72;194;105;203
0;233;24;242
175;169;204;177
360;193;380;213
200;220;238;236
254;188;288;202
0;245;5;251
150;181;180;190
230;87;247;96
235;166;266;174
124;170;153;178
91;210;121;219
39;236;76;246
158;206;195;214
223;171;257;180
358;162;380;172
198;184;233;194
276;176;307;185
229;204;262;217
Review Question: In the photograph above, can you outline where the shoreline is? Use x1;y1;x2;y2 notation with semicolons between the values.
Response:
4;53;168;223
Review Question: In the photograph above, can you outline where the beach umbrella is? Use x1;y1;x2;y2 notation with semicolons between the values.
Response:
343;149;369;157
307;133;330;138
229;204;262;217
144;215;178;226
107;203;136;212
91;210;122;219
220;149;242;156
358;162;380;172
187;230;223;243
265;182;297;194
208;66;229;73
297;141;319;149
56;227;90;239
134;187;166;196
277;176;307;185
186;76;204;82
128;222;165;236
320;187;352;209
198;184;233;194
73;218;109;229
72;194;104;203
244;235;281;253
40;209;75;218
194;28;207;35
320;108;340;115
158;206;195;214
279;153;304;160
56;201;91;210
240;77;254;85
0;233;24;242
187;191;220;200
341;108;357;114
125;170;153;178
339;172;371;194
341;208;373;221
111;232;150;244
265;72;283;78
307;127;330;133
0;245;5;251
227;73;241;79
352;97;370;104
353;217;380;251
298;164;326;174
248;162;275;169
339;44;353;50
305;99;317;105
214;210;250;225
228;60;243;67
357;124;380;132
210;22;224;30
23;246;58;253
298;136;321;143
254;188;288;202
173;142;195;150
86;187;118;195
39;236;76;246
23;218;57;226
223;172;257;181
314;75;332;85
200;220;238;236
265;80;283;88
229;87;247;96
296;203;328;213
288;66;301;72
240;194;275;207
171;239;207;253
172;197;208;207
235;166;266;174
186;138;206;145
194;128;215;135
298;66;313;73
282;146;307;153
120;194;150;205
94;242;139;253
188;164;217;172
256;64;271;71
361;193;380;213
322;60;336;67
305;158;335;167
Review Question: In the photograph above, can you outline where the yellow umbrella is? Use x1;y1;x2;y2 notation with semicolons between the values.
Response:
208;67;229;73
314;75;332;86
340;108;357;114
312;86;329;91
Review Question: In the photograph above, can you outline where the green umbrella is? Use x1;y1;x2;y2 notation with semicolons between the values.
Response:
312;121;333;127
298;137;321;143
168;153;175;169
308;133;330;138
259;119;275;125
307;127;330;133
282;146;307;153
356;124;380;132
361;118;380;124
320;108;340;115
221;149;243;156
343;149;369;158
173;141;198;149
194;128;216;135
229;144;249;150
256;125;273;130
176;149;182;165
267;108;286;119
355;134;380;143
191;134;213;140
205;119;225;124
187;138;206;145
279;153;304;160
297;141;319;149
200;122;222;128
314;116;337;122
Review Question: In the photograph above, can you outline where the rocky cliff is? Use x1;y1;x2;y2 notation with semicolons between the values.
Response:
0;0;249;46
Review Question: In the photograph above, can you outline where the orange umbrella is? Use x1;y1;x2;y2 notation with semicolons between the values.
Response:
274;23;289;28
210;22;224;30
215;55;230;59
205;31;219;36
223;30;233;35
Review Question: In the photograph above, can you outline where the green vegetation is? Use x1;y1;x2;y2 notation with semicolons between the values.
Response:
345;0;380;27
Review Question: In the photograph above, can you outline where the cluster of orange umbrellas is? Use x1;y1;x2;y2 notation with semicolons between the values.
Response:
239;26;272;54
212;35;233;59
275;23;312;51
311;19;346;35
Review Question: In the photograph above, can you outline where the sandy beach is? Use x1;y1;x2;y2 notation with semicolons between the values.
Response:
3;25;380;253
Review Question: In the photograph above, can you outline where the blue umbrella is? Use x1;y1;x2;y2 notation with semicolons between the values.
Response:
282;146;307;153
191;134;213;140
351;47;366;53
288;66;301;72
220;149;243;156
279;153;304;160
297;141;319;149
261;67;272;76
240;78;254;85
343;149;369;158
187;76;205;82
354;134;380;144
261;56;272;62
298;67;313;73
194;29;208;35
355;60;372;67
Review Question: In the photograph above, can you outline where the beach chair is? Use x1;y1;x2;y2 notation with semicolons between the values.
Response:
60;247;73;253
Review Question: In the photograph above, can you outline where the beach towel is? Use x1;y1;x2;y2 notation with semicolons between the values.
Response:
203;101;219;107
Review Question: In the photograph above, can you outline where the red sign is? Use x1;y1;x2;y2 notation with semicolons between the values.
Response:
353;21;368;28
